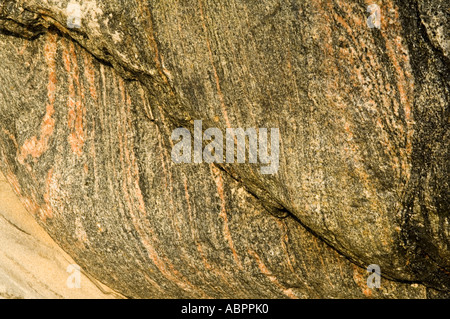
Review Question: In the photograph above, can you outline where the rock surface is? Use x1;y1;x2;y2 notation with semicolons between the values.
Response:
0;172;121;298
0;0;448;298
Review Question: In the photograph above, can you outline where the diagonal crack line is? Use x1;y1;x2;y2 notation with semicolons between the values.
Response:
0;214;31;236
212;164;429;288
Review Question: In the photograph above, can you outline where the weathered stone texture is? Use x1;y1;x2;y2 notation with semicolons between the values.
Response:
0;0;448;298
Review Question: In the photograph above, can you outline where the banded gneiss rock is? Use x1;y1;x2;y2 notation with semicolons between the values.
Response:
0;0;448;298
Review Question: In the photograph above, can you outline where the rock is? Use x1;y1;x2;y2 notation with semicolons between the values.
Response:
0;0;448;298
0;172;121;298
418;0;450;59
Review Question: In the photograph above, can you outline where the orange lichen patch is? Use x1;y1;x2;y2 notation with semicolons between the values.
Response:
352;264;373;297
248;249;298;299
210;165;242;269
18;33;58;165
63;39;86;156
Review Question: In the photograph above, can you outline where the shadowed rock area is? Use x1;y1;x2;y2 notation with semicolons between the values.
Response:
0;0;448;298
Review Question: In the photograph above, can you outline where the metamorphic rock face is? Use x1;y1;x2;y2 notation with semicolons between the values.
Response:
0;0;448;298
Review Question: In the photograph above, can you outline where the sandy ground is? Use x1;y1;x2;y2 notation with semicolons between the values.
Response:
0;171;121;299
